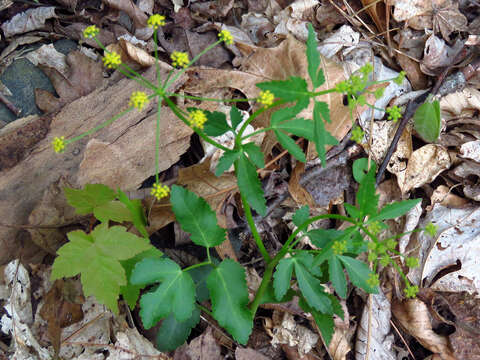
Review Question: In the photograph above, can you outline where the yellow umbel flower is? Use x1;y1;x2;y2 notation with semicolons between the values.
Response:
258;90;274;106
102;51;122;69
83;25;99;38
129;91;149;110
218;29;233;45
170;51;189;68
188;109;207;129
148;14;166;29
151;183;170;200
52;136;66;153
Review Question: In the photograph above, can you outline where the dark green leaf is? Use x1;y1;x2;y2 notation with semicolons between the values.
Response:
313;101;338;167
298;297;334;345
64;184;116;215
187;264;214;302
306;24;325;88
372;199;421;221
356;165;378;218
308;229;343;248
272;118;315;140
202;110;230;136
292;205;310;226
235;153;266;216
259;283;295;305
414;100;441;143
274;130;306;162
338;256;378;294
230;106;243;131
315;101;331;123
117;189;149;238
243;142;265;169
155;308;200;352
344;203;361;220
171;186;226;248
215;150;241;176
328;256;347;299
273;257;294;301
271;106;304;126
207;259;253;344
294;260;332;314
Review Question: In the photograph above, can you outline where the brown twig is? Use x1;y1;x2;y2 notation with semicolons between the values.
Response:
0;93;21;117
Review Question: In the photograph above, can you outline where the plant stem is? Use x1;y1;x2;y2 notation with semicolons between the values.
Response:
155;99;162;184
240;127;272;141
310;88;337;97
166;93;254;103
196;303;213;317
184;261;212;272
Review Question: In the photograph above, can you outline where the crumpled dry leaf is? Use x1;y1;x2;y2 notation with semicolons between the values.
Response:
109;327;162;359
25;43;68;77
103;0;151;40
398;144;451;194
459;140;480;162
441;87;480;118
430;185;470;208
235;348;270;360
318;25;360;59
420;35;464;76
1;6;57;38
360;0;386;32
35;50;103;113
0;35;43;62
273;0;318;41
186;327;222;360
392;298;456;360
106;39;155;67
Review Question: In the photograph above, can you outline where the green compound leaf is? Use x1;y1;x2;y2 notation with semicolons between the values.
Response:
93;201;132;223
298;296;335;345
155;308;200;352
328;256;347;299
313;101;338;167
372;199;422;221
292;205;310;227
356;164;378;218
294;260;332;314
273;257;294;301
131;258;196;327
215;150;241;176
235;153;266;216
344;203;361;220
414;100;441;143
230;106;243;131
274;129;306;162
306;23;325;89
51;223;152;314
202;110;230;136
307;228;343;248
271;106;304;125
117;189;149;238
257;76;310;107
338;255;379;294
120;248;163;310
243;142;265;169
64;184;116;215
271;118;315;141
207;259;253;345
170;185;226;248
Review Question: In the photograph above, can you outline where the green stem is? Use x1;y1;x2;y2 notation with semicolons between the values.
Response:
310;88;337;97
196;303;213;317
240;194;271;263
155;98;162;184
241;127;272;141
184;261;212;272
166;93;254;103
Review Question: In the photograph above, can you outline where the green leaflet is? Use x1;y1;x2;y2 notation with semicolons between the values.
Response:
201;110;230;136
328;256;347;299
271;117;315;141
292;205;310;227
274;129;306;162
243;142;265;169
207;259;253;344
299;297;335;345
235;153;266;216
372;199;422;221
51;223;152;314
338;255;378;294
306;23;325;89
230;106;243;130
313;101;338;167
294;260;332;314
215;150;241;176
117;189;149;238
170;185;226;248
93;201;131;223
257;76;310;105
131;258;196;327
414;100;441;143
64;184;116;215
273;257;294;301
155;308;200;352
356;164;378;218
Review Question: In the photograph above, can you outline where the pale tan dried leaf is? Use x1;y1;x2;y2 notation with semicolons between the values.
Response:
398;144;451;194
360;0;386;32
118;39;155;67
441;88;480;117
1;6;57;38
110;327;161;359
25;44;68;77
235;348;270;360
392;298;456;360
430;185;470;208
186;327;222;360
288;162;316;208
391;0;428;22
420;35;463;76
0;35;43;61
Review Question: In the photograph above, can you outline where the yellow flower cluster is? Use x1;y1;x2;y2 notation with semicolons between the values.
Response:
52;136;66;153
102;51;122;69
83;25;100;39
188;109;207;129
129;91;149;110
258;90;274;106
148;14;166;29
151;183;170;200
218;29;233;45
170;51;189;68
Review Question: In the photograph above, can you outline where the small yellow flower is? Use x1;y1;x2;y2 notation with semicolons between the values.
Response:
188;109;207;129
170;51;189;68
404;284;419;298
129;91;149;110
367;221;382;236
218;29;234;45
425;222;437;237
332;240;347;255
148;14;166;29
102;51;122;69
151;183;170;200
350;126;364;144
52;136;66;153
83;25;99;38
386;105;402;122
258;90;274;107
367;273;380;288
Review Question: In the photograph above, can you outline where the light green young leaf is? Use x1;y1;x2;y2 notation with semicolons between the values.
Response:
120;248;163;309
207;259;253;344
294;260;332;314
215;150;241;176
93;201;132;223
131;258;196;327
414;100;441;143
313;101;338;167
235;153;266;216
371;199;421;221
356;165;378;218
243;142;265;169
328;256;347;299
306;23;325;88
292;205;310;227
230;106;243;131
170;185;226;248
274;130;306;162
202;110;230;136
273;257;294;301
338;255;379;294
155;308;200;352
117;189;149;238
64;184;116;215
271;118;315;141
51;223;151;314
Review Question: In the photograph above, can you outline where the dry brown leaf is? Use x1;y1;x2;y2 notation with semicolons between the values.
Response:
360;0;386;32
25;44;69;77
186;327;222;360
392;298;456;360
441;87;480;117
235;348;270;360
110;39;156;67
396;53;428;90
459;140;480;162
430;185;469;208
398;144;451;194
103;0;148;32
1;7;57;38
420;35;463;76
288;162;316;208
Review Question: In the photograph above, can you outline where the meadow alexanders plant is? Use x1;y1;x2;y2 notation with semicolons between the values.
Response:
50;19;438;350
